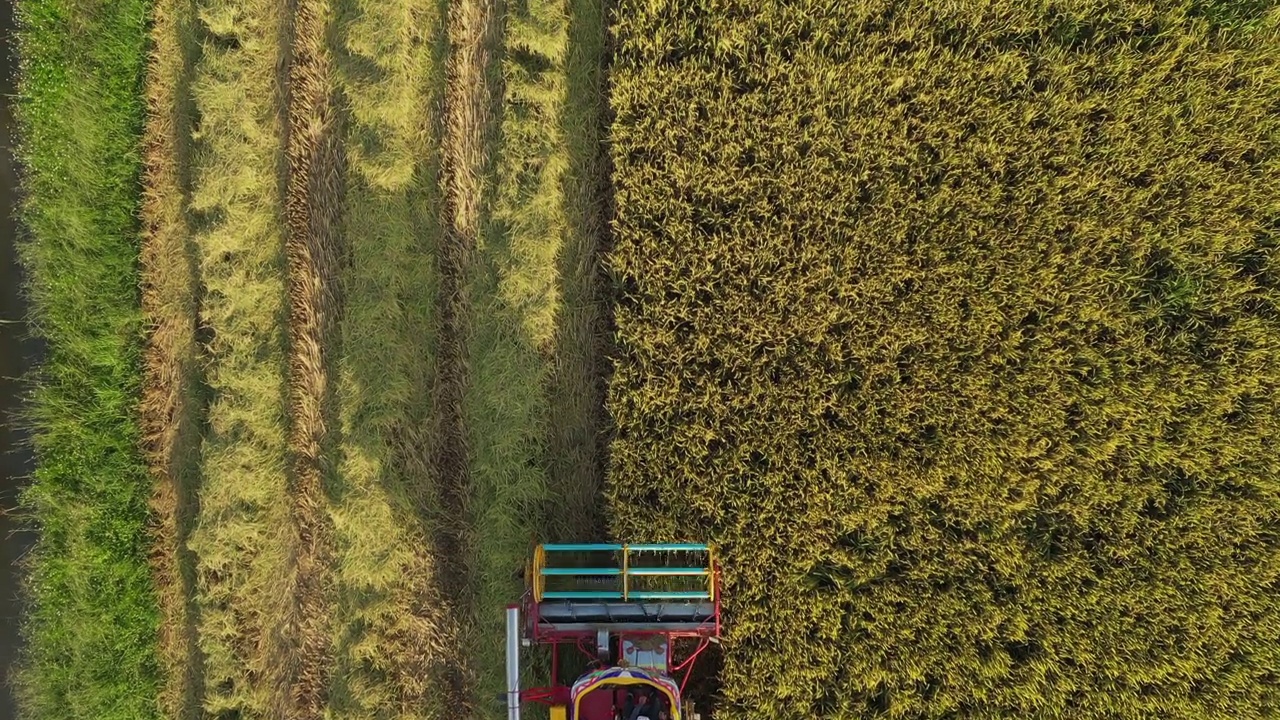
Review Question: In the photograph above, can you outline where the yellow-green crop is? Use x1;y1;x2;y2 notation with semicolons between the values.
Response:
607;1;1280;717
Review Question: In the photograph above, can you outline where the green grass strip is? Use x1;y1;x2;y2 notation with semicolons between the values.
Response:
13;0;160;718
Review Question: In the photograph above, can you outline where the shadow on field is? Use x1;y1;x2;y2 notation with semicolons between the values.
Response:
423;0;503;708
0;0;39;712
138;1;212;715
541;0;615;545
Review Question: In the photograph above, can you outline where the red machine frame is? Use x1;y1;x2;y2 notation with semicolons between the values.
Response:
515;557;722;709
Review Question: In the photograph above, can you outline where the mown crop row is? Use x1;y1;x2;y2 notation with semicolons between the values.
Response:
141;0;470;715
606;1;1280;718
138;0;204;716
14;0;608;714
13;0;160;717
328;0;463;714
185;0;296;713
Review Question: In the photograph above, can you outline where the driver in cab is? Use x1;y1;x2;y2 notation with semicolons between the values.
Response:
616;689;669;720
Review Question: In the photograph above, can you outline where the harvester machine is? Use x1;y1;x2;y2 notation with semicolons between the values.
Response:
504;543;722;720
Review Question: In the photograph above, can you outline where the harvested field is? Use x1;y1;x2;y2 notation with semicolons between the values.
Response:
606;2;1280;718
325;0;463;715
438;0;619;711
543;0;614;544
457;0;615;709
15;0;620;714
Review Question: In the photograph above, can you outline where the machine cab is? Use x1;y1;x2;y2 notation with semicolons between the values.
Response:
570;666;679;720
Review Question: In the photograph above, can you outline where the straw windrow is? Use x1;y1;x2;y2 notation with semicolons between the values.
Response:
186;0;297;713
325;0;464;713
427;0;507;709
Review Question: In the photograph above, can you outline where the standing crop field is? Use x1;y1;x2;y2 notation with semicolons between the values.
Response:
607;1;1280;718
12;0;160;718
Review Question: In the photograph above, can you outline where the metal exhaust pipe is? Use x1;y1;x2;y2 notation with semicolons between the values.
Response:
506;605;521;720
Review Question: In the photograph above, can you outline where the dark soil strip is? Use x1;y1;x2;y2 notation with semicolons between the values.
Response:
282;0;344;715
137;0;207;717
0;0;37;709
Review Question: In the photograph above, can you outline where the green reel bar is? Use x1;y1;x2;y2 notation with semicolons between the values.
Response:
533;543;717;603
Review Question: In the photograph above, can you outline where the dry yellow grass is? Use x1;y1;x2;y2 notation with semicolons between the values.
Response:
186;0;296;714
138;0;205;716
326;0;469;715
444;0;499;241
